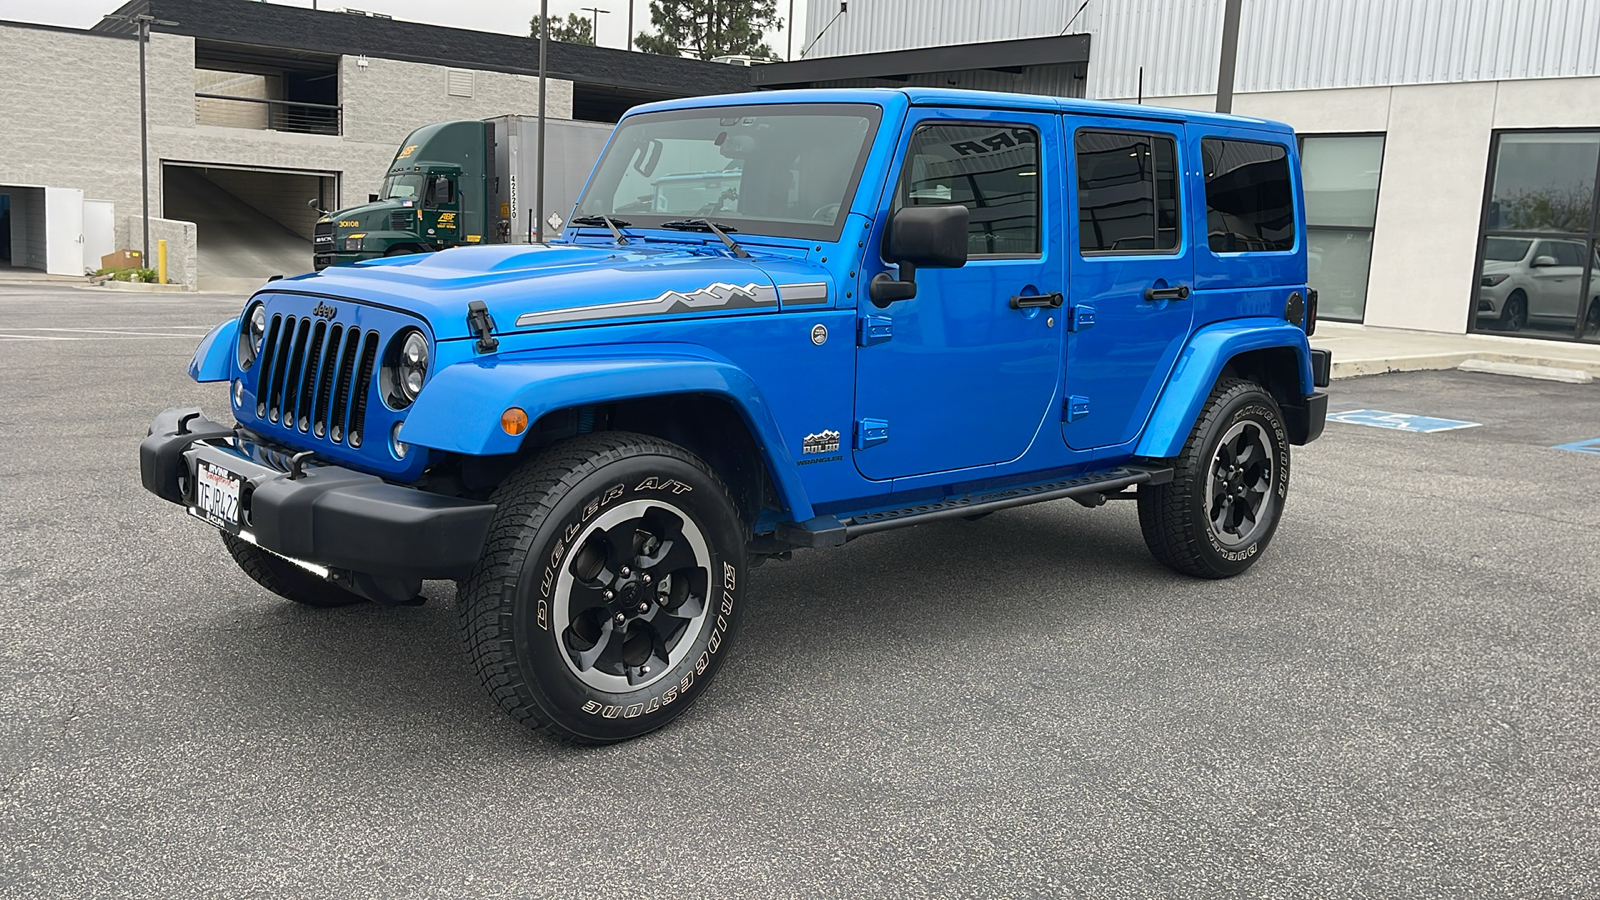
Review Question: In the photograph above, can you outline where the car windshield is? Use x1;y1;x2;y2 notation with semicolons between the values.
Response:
1483;237;1532;261
380;174;426;201
574;103;882;241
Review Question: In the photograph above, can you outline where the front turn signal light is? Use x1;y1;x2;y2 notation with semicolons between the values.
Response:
501;407;528;436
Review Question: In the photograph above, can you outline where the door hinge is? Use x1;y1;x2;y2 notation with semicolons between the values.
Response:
855;418;889;450
858;315;892;346
1070;304;1096;332
1064;395;1090;422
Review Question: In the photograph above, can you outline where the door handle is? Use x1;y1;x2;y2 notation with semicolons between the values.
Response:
1010;292;1064;309
1144;285;1191;301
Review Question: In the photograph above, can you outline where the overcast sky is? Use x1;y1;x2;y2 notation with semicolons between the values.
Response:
0;0;809;57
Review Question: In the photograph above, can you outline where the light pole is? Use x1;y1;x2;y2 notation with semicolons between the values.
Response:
536;0;547;243
580;6;611;44
106;12;176;260
627;0;634;50
1215;0;1243;113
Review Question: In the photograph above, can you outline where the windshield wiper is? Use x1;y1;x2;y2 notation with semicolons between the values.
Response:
569;214;632;244
660;219;749;259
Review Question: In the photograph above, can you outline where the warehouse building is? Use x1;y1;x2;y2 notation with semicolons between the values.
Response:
0;0;747;285
777;0;1600;345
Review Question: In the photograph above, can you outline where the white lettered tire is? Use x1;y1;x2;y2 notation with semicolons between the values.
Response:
456;432;746;743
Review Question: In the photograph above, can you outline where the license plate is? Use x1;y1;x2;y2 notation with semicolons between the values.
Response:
193;460;243;533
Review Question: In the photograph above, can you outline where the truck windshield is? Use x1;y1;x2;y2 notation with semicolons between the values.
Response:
380;174;427;201
575;103;882;241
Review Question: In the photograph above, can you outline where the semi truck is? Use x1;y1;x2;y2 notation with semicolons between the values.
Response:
312;116;614;270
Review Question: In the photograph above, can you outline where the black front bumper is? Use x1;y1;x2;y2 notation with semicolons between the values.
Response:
140;408;496;601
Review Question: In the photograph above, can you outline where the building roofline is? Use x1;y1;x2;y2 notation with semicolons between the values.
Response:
0;18;133;40
752;33;1092;88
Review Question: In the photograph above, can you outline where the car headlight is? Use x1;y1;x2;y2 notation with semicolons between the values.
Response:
1481;274;1509;287
344;236;364;252
384;329;430;408
238;302;267;369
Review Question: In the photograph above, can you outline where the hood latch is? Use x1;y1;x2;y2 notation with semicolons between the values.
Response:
466;300;499;353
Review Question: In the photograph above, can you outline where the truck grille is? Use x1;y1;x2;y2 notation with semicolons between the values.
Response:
313;221;334;248
388;210;412;231
254;314;381;447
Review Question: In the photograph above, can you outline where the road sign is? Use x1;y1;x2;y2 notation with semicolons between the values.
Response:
1327;409;1481;433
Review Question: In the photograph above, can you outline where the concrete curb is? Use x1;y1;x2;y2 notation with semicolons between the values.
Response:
1331;350;1600;380
93;280;196;293
1458;358;1594;383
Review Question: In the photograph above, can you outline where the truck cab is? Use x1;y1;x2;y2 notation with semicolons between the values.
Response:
143;88;1329;745
313;120;488;269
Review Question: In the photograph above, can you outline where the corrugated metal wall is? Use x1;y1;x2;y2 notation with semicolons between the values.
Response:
803;0;1600;99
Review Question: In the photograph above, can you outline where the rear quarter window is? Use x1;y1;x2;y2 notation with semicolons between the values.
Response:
1201;138;1296;253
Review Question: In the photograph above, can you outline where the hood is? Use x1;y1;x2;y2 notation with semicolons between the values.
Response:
1481;259;1520;276
325;199;415;230
268;243;821;340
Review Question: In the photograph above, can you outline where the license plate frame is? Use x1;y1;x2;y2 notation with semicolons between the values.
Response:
191;459;243;534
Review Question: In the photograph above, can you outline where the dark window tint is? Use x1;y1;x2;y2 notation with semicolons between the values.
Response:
1202;138;1296;253
899;123;1041;256
1076;131;1180;253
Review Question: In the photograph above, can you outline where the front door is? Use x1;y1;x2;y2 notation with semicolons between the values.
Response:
424;173;460;246
853;110;1064;481
1062;117;1195;450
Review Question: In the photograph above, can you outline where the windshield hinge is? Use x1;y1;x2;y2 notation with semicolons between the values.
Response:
466;300;499;354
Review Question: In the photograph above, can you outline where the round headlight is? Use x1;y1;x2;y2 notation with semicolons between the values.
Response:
238;303;267;369
385;329;430;408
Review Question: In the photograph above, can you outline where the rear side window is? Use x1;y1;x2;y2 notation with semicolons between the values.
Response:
1201;138;1296;253
1075;130;1181;254
898;122;1041;257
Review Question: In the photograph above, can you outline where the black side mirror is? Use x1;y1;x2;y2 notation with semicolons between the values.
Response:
307;197;327;215
870;205;969;308
368;193;380;203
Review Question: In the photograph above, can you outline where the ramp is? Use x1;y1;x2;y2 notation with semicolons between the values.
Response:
163;166;316;292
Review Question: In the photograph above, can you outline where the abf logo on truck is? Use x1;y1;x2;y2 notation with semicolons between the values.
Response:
395;144;417;160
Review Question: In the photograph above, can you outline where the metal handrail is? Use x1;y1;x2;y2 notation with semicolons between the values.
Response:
194;92;342;111
194;93;343;136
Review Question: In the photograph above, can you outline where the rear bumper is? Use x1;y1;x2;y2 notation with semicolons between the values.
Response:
140;408;495;597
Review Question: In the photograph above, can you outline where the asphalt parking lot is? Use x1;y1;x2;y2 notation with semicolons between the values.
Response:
3;285;1599;898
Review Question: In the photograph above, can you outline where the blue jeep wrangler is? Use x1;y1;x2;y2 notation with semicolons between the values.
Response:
141;89;1329;743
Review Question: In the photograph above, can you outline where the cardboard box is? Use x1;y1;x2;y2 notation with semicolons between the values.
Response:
100;249;143;270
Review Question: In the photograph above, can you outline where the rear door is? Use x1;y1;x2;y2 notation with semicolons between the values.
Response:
1061;117;1194;450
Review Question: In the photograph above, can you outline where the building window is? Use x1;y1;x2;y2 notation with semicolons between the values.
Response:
898;122;1041;257
1075;130;1180;254
1474;131;1600;341
1300;134;1385;323
1200;138;1296;253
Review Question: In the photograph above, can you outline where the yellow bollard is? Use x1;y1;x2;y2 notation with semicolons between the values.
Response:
157;239;168;285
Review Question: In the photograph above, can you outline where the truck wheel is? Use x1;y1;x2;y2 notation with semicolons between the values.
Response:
1137;379;1289;579
221;532;367;607
457;432;747;744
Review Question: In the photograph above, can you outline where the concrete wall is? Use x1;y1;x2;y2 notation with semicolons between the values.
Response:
115;214;198;289
0;22;573;254
1113;75;1600;334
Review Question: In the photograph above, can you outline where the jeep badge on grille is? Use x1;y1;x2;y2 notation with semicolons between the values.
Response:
312;302;337;320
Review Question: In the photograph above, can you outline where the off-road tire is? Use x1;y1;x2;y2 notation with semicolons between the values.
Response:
1137;379;1290;579
221;532;367;607
456;432;747;744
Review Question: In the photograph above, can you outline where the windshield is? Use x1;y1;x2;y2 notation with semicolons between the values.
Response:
1483;237;1532;262
575;103;882;241
380;174;426;201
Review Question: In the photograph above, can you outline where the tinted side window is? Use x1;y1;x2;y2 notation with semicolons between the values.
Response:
899;123;1041;256
1076;131;1180;254
1202;138;1296;253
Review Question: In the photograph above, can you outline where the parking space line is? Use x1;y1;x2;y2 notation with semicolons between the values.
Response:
0;332;78;341
1552;438;1600;456
2;328;200;338
1327;409;1482;433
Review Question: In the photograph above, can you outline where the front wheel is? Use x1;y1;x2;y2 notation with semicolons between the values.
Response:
456;432;747;743
1137;379;1290;579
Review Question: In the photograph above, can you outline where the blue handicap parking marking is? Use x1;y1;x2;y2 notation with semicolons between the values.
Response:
1327;409;1482;433
1552;438;1600;456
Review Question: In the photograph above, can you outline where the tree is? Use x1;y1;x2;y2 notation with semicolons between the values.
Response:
530;12;595;45
634;0;780;59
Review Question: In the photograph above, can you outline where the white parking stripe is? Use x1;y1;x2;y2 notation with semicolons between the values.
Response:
0;333;78;340
2;328;199;338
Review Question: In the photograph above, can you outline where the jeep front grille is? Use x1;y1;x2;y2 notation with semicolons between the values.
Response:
255;314;381;447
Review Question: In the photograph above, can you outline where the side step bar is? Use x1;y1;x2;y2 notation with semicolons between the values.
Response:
774;465;1173;549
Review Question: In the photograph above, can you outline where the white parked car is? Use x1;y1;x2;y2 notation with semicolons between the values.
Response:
1477;236;1600;335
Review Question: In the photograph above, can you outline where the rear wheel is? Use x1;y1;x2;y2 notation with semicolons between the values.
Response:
456;432;747;744
1137;379;1290;579
1584;297;1599;337
221;532;367;607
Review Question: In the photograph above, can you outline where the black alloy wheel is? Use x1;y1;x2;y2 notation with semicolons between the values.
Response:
1501;291;1528;331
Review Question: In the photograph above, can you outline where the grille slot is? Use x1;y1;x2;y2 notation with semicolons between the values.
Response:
388;210;412;231
251;310;382;450
347;332;379;448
